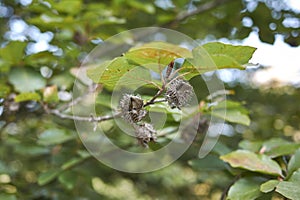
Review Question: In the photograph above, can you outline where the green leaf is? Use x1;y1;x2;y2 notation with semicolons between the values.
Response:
287;148;300;179
262;138;300;158
0;161;12;174
260;180;279;193
38;128;75;146
202;42;257;66
58;171;77;190
220;150;283;176
0;84;11;98
276;169;300;200
0;194;17;200
61;157;88;170
52;0;82;15
0;41;27;68
211;100;251;126
227;177;264;200
50;72;74;90
180;42;256;79
124;41;192;71
212;142;232;156
15;145;50;156
24;52;57;67
188;155;227;171
38;168;62;186
239;140;263;152
14;92;41;102
127;0;155;14
8;68;46;92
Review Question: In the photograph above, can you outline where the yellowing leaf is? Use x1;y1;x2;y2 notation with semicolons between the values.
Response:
220;150;283;176
124;41;192;72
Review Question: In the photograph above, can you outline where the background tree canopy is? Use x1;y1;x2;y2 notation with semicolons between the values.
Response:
0;0;300;200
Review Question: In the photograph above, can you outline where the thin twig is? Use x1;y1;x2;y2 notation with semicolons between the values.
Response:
58;84;100;111
47;108;120;122
143;87;166;107
164;0;232;27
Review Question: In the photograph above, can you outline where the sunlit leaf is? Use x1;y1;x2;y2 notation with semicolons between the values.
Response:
52;0;82;15
220;150;283;176
87;57;150;89
15;92;41;102
124;41;192;72
127;0;155;14
202;42;257;65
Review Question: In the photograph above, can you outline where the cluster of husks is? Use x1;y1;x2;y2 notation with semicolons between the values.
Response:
119;94;156;147
119;78;193;147
119;94;147;123
133;123;157;147
165;79;193;109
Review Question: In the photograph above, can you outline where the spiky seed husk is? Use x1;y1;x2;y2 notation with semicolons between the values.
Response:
134;123;157;147
119;94;147;123
165;79;193;109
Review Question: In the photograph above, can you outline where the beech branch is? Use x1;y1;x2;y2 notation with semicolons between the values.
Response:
164;0;231;27
48;109;120;122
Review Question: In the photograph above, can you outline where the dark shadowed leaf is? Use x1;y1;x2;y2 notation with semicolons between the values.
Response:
188;155;227;171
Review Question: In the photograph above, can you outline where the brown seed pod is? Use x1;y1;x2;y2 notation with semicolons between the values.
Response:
119;94;147;123
165;79;193;109
134;123;157;147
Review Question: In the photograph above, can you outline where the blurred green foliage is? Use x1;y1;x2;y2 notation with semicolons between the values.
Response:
0;0;300;199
